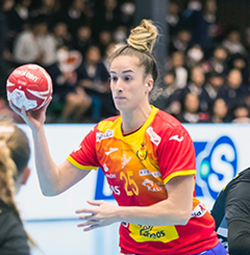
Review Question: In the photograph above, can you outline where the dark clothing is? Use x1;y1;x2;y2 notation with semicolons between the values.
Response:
211;167;250;255
0;199;30;255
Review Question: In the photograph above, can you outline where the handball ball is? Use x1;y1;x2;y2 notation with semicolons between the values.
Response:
6;64;53;111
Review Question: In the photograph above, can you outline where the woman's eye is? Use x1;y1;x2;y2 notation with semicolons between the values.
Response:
110;76;118;82
124;76;132;81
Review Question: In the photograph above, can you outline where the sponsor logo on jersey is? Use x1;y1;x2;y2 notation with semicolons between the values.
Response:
139;169;162;178
136;143;147;161
110;185;120;195
96;129;114;142
106;173;116;179
121;154;132;168
142;179;163;192
105;147;118;155
169;134;184;142
103;163;109;172
146;126;161;146
191;203;207;218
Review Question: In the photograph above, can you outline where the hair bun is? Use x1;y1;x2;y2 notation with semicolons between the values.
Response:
127;19;158;54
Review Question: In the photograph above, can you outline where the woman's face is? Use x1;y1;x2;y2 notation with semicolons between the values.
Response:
110;55;150;112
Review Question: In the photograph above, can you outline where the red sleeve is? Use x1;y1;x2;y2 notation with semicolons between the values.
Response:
157;127;196;184
67;126;100;169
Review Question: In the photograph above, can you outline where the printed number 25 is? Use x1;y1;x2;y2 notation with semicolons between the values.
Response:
120;171;139;196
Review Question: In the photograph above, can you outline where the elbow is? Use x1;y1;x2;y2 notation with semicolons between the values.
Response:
41;187;62;197
176;208;192;225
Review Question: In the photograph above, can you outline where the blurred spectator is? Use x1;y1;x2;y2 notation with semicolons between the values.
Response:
113;25;127;44
47;45;92;123
168;29;192;54
231;101;250;124
52;22;72;49
30;0;61;31
13;15;57;67
166;1;184;40
155;71;178;111
218;68;250;117
211;98;229;123
204;71;224;108
176;93;210;123
175;66;211;113
4;0;31;38
202;46;228;74
58;0;89;40
77;45;117;121
186;44;205;69
168;51;188;89
72;25;92;58
119;0;135;29
222;30;247;56
98;29;113;57
227;53;249;85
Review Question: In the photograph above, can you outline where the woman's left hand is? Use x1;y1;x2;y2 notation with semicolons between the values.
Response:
75;200;120;231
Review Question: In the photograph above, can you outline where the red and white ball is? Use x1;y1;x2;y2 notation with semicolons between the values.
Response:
6;64;53;111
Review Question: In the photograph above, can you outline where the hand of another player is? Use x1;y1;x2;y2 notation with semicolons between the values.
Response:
9;97;52;132
76;200;120;231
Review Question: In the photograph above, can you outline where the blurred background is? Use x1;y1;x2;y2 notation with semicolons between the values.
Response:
1;0;250;124
1;0;250;254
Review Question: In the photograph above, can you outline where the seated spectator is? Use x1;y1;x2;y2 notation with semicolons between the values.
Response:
0;121;35;254
168;29;192;54
29;0;61;31
210;98;229;123
186;44;205;69
52;22;72;49
154;71;178;111
217;68;250;116
204;71;225;110
231;101;250;123
222;30;247;56
98;29;113;57
168;51;188;89
202;46;229;75
57;0;89;40
47;45;92;123
77;45;117;122
175;93;210;123
13;15;57;68
72;25;92;58
174;66;211;113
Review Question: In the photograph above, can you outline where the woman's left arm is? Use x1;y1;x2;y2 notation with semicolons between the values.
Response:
76;175;194;231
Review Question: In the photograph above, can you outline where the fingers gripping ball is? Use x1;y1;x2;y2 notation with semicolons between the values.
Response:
6;64;53;111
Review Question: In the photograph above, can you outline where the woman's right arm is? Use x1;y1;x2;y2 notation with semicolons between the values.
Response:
9;99;91;196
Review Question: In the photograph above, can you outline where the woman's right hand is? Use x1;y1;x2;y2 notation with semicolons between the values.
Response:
8;96;52;132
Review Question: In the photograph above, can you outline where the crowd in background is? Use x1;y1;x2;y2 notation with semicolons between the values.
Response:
1;0;250;123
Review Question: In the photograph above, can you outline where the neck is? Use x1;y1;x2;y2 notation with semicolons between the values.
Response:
121;104;152;135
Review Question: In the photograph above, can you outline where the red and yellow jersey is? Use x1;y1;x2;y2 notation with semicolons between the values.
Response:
68;106;219;255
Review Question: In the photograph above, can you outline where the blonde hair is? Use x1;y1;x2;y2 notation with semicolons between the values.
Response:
0;122;35;246
109;19;158;81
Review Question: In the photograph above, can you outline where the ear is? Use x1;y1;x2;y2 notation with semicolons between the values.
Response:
145;78;154;93
21;167;31;185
